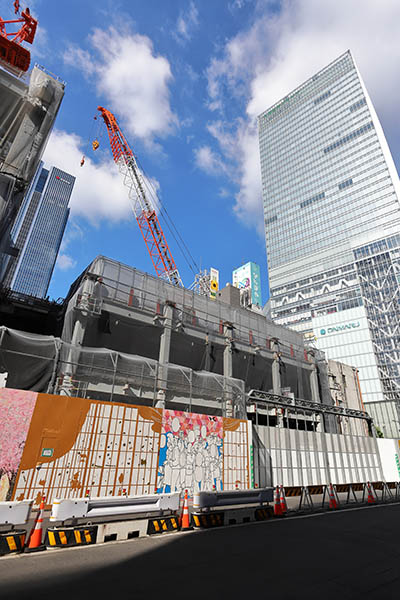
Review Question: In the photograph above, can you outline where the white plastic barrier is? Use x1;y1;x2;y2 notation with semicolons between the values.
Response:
0;499;35;525
50;492;180;522
193;487;273;511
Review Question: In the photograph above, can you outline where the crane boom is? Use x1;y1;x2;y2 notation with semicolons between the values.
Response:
97;106;183;287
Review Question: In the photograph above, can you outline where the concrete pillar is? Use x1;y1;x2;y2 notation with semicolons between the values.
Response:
59;317;86;395
204;334;212;372
308;350;321;404
223;323;233;379
156;302;174;404
223;323;234;417
272;339;282;396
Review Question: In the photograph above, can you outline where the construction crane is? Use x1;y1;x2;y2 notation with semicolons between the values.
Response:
0;4;37;73
96;106;183;287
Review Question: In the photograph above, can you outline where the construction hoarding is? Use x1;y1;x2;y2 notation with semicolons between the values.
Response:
0;388;252;506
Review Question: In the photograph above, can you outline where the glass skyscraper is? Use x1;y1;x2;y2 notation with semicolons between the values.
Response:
5;162;74;298
258;50;400;437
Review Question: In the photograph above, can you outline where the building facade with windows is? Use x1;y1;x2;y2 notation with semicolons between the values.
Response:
258;50;400;437
5;162;74;298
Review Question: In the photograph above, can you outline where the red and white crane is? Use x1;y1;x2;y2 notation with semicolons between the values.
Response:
96;106;183;287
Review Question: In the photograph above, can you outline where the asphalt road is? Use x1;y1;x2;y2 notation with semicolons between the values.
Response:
1;503;400;600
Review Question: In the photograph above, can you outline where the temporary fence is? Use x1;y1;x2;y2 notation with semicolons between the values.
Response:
249;389;382;487
278;481;400;512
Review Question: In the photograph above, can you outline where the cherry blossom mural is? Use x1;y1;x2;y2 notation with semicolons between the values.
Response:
0;388;37;501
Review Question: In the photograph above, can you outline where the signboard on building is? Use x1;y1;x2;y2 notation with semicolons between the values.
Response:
210;267;219;300
232;262;262;307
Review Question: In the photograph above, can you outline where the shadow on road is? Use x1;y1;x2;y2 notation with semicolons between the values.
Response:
2;504;400;600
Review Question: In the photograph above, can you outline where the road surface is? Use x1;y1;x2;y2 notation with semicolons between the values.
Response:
1;503;399;599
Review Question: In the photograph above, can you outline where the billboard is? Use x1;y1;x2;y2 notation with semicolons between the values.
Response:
232;262;262;307
210;267;219;300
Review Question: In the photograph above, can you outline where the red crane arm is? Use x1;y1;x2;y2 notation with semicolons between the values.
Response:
97;106;182;287
0;9;37;44
0;7;37;72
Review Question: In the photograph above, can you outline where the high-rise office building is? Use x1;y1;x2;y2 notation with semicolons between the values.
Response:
5;162;75;298
258;50;400;437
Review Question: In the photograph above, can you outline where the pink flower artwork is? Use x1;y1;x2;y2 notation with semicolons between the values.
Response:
162;409;223;438
0;388;37;499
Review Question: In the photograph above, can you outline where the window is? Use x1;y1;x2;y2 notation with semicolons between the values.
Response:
349;97;366;113
300;191;325;209
324;121;374;154
314;90;331;105
338;178;353;190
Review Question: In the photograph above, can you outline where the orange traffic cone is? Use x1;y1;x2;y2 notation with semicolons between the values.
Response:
181;489;192;530
25;494;46;553
279;485;287;514
366;482;376;504
274;485;283;517
328;483;338;509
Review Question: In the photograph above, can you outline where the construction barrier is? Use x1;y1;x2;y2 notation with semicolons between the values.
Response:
192;505;274;529
50;492;180;522
254;507;274;521
192;512;224;528
0;529;26;556
45;526;97;548
283;486;303;497
193;487;273;511
147;516;179;535
307;485;325;495
0;499;34;526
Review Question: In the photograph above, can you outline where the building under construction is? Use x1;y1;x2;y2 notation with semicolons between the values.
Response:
0;64;65;284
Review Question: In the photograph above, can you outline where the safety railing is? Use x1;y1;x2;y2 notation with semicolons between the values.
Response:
193;488;273;512
50;492;180;523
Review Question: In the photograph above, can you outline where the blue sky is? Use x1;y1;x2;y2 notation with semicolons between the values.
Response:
4;0;400;302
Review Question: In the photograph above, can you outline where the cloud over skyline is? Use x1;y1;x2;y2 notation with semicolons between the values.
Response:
64;27;178;146
201;0;400;230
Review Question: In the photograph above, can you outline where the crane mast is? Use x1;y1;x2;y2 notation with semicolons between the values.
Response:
97;106;182;287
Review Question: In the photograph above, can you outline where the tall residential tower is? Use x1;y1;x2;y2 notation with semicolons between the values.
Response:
4;162;74;298
258;50;400;437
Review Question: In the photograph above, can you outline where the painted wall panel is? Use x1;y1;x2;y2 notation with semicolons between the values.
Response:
0;388;37;500
0;389;252;507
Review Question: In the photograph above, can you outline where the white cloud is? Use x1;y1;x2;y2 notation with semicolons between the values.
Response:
63;45;95;77
56;253;76;271
205;0;400;228
42;129;133;224
42;129;163;225
193;145;228;176
63;28;177;145
174;2;199;44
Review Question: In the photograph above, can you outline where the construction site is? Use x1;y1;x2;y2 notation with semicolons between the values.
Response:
0;3;399;563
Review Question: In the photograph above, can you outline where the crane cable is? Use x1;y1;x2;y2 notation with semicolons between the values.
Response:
135;155;200;277
90;111;200;279
80;115;103;167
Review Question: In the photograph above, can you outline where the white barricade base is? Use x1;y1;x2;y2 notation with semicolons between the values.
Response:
0;499;34;525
